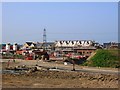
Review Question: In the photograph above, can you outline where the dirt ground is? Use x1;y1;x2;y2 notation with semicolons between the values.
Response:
2;69;119;88
1;59;119;88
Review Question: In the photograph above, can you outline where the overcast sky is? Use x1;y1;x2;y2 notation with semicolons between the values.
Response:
2;2;118;44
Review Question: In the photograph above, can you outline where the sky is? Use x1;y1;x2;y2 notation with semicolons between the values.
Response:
2;2;118;44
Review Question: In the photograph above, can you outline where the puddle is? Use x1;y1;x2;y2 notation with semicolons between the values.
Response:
2;70;26;74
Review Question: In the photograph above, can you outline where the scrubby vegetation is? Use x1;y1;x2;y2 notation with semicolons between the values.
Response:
2;53;24;59
82;49;120;68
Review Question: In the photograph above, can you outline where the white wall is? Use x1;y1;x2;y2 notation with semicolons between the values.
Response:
6;43;10;51
13;44;17;51
55;40;94;47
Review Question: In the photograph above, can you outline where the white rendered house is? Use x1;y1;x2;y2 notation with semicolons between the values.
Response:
6;43;10;51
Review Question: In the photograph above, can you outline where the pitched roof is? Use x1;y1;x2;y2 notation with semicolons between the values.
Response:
26;42;33;46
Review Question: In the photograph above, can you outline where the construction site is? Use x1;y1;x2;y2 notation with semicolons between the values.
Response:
1;29;119;88
1;58;119;88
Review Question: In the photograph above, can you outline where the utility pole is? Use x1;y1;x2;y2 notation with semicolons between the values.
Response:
43;28;47;50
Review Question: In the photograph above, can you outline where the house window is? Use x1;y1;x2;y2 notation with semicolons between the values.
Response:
79;52;82;55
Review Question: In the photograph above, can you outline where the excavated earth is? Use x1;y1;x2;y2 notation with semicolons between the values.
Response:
2;70;119;88
1;60;119;88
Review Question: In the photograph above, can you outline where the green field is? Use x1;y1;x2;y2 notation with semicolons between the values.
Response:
82;49;120;68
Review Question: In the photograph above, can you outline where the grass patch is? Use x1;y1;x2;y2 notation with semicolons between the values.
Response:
82;49;120;68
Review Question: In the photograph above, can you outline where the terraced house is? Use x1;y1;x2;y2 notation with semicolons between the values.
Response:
54;40;99;57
